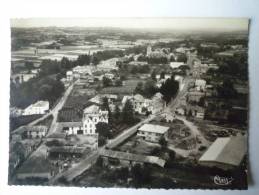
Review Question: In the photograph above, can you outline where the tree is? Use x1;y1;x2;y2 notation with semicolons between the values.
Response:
122;100;135;124
102;76;112;87
217;79;237;99
102;97;112;123
151;70;157;81
96;122;111;139
115;79;122;86
134;81;144;95
114;105;121;121
24;61;34;70
142;79;158;98
197;97;205;107
160;71;165;80
159;78;179;104
131;164;151;186
92;56;99;65
159;137;167;149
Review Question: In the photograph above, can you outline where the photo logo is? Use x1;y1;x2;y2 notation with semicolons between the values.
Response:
213;175;234;186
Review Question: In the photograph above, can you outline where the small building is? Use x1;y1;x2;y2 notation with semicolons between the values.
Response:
150;92;165;114
170;62;185;69
25;126;48;139
195;79;206;91
175;106;186;115
14;125;48;139
199;135;247;170
23;101;49;115
137;124;169;143
60;122;83;135
66;71;73;81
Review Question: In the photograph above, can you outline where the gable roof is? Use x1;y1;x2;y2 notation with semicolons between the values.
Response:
138;124;169;134
83;105;100;114
199;135;247;166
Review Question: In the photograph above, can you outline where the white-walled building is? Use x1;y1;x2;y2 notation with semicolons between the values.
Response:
66;71;73;81
23;101;49;115
195;79;207;91
83;105;109;135
137;124;169;143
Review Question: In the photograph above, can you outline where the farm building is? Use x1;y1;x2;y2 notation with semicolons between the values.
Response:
137;124;169;143
47;146;90;159
13;125;48;139
23;101;49;115
199;135;247;170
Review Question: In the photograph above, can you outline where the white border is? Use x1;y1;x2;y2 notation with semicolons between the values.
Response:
0;0;259;195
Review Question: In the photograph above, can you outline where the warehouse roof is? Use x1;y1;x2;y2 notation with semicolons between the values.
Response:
199;135;247;167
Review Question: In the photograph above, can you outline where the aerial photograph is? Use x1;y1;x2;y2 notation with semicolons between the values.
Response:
9;18;249;189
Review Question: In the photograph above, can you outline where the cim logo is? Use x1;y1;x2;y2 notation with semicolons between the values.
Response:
213;175;234;186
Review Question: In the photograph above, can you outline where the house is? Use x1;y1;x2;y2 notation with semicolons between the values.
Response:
162;113;175;123
150;93;165;114
16;156;54;180
174;75;184;91
195;79;206;91
13;125;48;139
137;124;169;143
24;126;48;139
133;94;146;114
104;73;115;80
97;58;119;71
187;91;205;103
170;62;185;69
186;105;205;119
66;71;73;81
23;101;49;115
60;122;83;135
121;95;134;105
83;105;109;135
199;135;247;170
11;73;36;84
175;106;186;115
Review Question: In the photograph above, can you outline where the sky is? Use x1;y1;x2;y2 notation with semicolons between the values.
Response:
10;18;249;31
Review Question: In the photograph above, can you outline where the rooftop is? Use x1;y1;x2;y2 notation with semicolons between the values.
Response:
101;150;165;167
17;156;52;174
83;105;100;114
199;135;247;167
138;124;169;134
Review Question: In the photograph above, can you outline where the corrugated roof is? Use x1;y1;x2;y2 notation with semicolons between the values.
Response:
101;150;165;167
199;135;247;166
138;124;169;134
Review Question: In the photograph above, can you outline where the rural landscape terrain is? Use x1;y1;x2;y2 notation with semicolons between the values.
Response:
9;18;249;189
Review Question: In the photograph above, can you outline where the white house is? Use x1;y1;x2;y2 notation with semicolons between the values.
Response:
170;62;185;69
137;124;169;143
66;71;73;81
60;122;83;135
150;93;165;114
195;79;206;91
83;105;109;135
174;75;184;91
23;101;49;115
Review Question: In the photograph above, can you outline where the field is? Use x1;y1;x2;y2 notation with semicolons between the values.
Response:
100;79;142;95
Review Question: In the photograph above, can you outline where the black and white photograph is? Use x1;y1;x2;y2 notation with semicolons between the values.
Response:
8;18;249;190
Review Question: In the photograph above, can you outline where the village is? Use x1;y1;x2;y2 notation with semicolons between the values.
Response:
9;27;248;188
